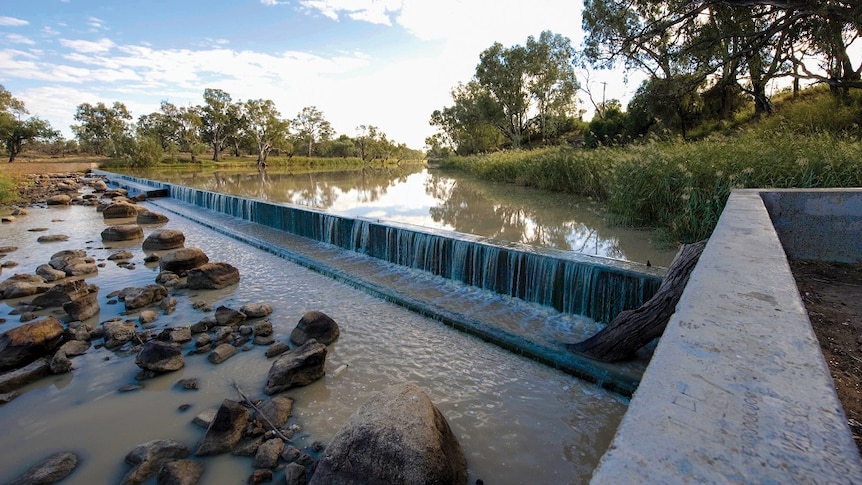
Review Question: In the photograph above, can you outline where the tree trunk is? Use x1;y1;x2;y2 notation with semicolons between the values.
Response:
566;240;707;362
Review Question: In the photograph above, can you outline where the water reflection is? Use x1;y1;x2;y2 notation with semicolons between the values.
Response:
119;165;677;266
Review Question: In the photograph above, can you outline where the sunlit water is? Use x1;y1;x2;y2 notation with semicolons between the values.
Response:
117;165;678;267
0;201;628;484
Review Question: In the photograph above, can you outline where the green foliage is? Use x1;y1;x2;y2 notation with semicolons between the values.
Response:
0;172;17;205
118;135;163;168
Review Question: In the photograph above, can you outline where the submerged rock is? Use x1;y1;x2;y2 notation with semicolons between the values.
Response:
196;399;250;456
290;310;340;346
136;340;185;373
264;339;327;395
4;451;78;485
121;439;190;485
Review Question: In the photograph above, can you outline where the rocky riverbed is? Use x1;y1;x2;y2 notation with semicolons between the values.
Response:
0;172;471;484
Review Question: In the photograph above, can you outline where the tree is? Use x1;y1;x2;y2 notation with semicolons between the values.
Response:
241;99;290;167
0;85;58;162
476;41;532;147
430;81;505;155
294;106;334;157
72;101;131;156
524;31;581;142
200;88;235;161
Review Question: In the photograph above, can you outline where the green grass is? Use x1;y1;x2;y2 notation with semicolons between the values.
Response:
441;87;862;243
0;172;18;205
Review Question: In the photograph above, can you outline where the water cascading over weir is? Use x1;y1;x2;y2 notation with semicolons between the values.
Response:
97;171;664;393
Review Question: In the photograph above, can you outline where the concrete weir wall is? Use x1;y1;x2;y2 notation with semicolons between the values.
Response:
592;189;862;484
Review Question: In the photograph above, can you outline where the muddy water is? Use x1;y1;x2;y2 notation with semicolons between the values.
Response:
117;166;678;267
0;201;627;484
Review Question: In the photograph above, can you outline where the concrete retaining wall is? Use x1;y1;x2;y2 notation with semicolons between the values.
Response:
591;189;862;483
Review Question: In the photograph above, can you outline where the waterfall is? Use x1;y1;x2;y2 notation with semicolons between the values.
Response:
100;173;662;323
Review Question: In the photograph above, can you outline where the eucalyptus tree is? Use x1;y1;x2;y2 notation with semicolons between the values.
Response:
429;81;503;155
200;88;235;161
0;85;58;162
294;106;334;157
72;101;132;156
241;98;290;167
524;31;580;142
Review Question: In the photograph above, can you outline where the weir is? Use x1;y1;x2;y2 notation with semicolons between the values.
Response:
97;171;663;325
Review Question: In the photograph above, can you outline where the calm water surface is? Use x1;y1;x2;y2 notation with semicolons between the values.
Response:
0;201;627;484
117;165;678;267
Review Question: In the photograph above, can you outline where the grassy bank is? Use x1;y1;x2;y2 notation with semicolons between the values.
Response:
441;88;862;243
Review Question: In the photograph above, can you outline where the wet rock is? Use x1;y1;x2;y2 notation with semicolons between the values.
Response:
0;274;50;299
0;390;19;404
121;439;190;485
264;339;327;395
0;317;65;371
241;303;273;319
255;395;294;430
91;179;108;192
193;408;217;428
233;436;264;457
187;262;240;290
103;202;140;219
254;438;284;469
102;224;144;242
32;279;93;308
37;234;70;243
280;445;301;463
156;459;204;485
103;319;137;350
310;383;467;485
290;311;340;346
214;306;246;326
159;247;209;274
0;357;50;392
35;263;67;282
176;378;199;390
139;310;159;325
58;339;90;357
158;326;191;343
283;462;307;485
11;208;28;216
0;246;17;254
1;215;14;224
136;210;169;225
46;194;72;206
121;284;168;310
248;469;273;484
50;349;73;374
252;320;273;337
136;340;185;373
208;343;238;364
156;272;181;288
265;341;289;358
108;250;134;261
63;289;100;321
63;260;98;277
196;399;250;456
143;229;185;251
160;297;177;314
4;451;78;485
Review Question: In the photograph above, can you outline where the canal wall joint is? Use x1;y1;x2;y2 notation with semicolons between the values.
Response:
591;189;862;484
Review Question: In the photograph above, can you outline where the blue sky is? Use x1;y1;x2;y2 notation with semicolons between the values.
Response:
0;0;640;149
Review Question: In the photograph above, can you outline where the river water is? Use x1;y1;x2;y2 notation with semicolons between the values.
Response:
116;165;678;267
0;197;628;484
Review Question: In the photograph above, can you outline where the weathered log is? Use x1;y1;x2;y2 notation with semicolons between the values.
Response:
566;240;707;362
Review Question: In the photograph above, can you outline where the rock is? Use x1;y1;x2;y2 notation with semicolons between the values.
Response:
121;439;190;485
241;303;273;319
102;224;144;242
253;438;284;469
280;445;301;463
0;246;18;254
248;469;273;484
1;215;14;223
102;319;137;350
121;284;168;310
103;202;140;219
0;317;65;371
143;229;185;251
283;462;307;485
264;340;327;395
208;343;238;364
137;210;169;224
0;357;50;392
4;451;78;485
187;262;240;290
11;208;28;216
35;263;67;282
290;311;340;346
160;297;178;314
63;260;98;277
214;306;246;326
232;436;264;457
91;179;108;192
156;459;204;485
159;247;208;274
31;279;93;308
108;250;134;261
46;194;72;206
139;310;159;324
176;378;199;390
309;383;467;485
50;349;73;374
196;399;250;456
37;234;70;243
0;390;19;404
0;274;50;299
156;272;181;288
63;289;100;321
255;395;294;429
136;340;185;373
265;341;289;358
252;320;273;337
193;408;217;428
253;334;275;346
158;326;191;343
58;339;90;357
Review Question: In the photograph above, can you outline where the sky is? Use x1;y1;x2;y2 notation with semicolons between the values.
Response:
0;0;641;150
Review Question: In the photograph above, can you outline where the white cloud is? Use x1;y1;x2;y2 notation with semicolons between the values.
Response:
59;37;116;54
5;33;35;45
300;0;402;25
88;16;104;30
0;16;29;27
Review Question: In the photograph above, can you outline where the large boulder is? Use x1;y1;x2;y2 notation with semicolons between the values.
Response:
31;279;94;308
159;247;209;274
310;383;467;485
136;210;169;225
46;194;72;206
102;319;137;350
121;439;190;485
136;340;185;373
186;262;240;290
101;224;144;242
290;310;340;346
63;287;100;321
196;399;250;456
142;229;185;250
264;339;327;395
0;274;50;299
120;284;168;310
0;357;50;393
103;202;140;219
156;459;205;485
0;317;65;371
4;451;78;485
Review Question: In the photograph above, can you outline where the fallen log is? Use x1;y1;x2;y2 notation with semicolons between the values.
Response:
566;240;707;362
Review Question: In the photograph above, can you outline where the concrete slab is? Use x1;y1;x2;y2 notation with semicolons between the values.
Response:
591;190;862;484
